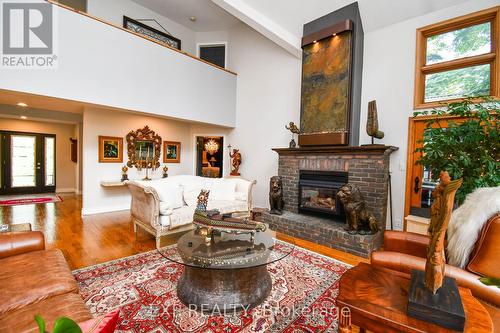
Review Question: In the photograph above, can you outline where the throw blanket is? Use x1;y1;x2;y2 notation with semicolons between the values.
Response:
447;187;500;268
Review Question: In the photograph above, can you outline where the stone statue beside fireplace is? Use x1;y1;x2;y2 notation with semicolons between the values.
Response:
337;184;379;235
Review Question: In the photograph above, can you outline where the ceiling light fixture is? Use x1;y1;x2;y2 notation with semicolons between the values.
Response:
17;102;28;107
204;139;219;155
333;33;337;36
20;116;27;120
189;16;196;22
313;40;317;43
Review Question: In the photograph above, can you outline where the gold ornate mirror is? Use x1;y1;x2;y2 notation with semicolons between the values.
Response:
126;126;162;169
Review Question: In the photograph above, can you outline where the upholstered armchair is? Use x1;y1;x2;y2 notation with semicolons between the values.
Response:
371;214;500;330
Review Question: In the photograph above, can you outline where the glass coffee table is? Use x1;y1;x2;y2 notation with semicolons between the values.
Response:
157;228;294;312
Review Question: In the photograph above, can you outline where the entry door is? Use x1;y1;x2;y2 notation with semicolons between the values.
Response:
0;131;56;194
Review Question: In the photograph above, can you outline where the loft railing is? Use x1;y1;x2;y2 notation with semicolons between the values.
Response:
45;0;237;76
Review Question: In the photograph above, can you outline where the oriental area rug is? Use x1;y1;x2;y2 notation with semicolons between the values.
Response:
73;242;351;333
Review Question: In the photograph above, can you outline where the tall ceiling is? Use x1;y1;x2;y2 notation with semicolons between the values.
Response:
231;0;472;36
132;0;471;35
130;0;240;32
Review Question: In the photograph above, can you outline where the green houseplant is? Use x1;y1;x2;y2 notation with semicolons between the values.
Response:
35;315;82;333
413;97;499;204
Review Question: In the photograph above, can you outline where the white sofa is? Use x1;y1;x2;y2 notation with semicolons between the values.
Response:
126;175;256;246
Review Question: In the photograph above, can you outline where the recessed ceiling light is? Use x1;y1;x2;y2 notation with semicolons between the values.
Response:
189;16;196;22
333;33;337;36
20;116;27;120
17;102;28;107
313;40;317;43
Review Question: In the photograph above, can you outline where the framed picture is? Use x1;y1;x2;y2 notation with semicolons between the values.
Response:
123;16;181;50
99;136;123;163
163;141;181;163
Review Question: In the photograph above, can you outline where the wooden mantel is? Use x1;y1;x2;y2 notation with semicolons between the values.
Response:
272;145;399;155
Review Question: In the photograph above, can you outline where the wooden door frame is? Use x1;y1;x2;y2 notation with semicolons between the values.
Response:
0;130;56;195
404;114;465;230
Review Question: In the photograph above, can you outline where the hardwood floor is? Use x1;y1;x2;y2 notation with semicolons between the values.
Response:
0;194;367;270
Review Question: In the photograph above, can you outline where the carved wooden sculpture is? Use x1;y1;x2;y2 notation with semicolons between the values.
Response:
229;148;242;176
407;171;465;331
425;171;463;294
366;100;384;144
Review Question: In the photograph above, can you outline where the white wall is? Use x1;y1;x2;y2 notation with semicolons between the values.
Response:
223;0;498;230
0;2;237;128
359;0;499;230
87;0;197;54
0;118;78;193
82;107;193;214
226;23;302;208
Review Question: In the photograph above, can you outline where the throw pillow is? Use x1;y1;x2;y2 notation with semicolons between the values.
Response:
183;184;204;206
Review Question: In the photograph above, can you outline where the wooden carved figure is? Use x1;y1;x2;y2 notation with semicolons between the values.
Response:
366;100;385;144
425;171;462;294
229;148;242;176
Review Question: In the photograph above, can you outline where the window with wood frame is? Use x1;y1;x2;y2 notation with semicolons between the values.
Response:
414;6;500;109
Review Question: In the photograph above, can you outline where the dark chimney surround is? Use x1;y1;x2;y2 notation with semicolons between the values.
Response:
260;145;398;258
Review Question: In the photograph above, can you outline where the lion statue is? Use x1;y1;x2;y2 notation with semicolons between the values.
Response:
336;184;379;235
269;176;285;215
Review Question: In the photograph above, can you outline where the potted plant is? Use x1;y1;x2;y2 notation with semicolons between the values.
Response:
413;97;499;204
35;315;82;333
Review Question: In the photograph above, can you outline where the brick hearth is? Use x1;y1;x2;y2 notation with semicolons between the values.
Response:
262;145;398;258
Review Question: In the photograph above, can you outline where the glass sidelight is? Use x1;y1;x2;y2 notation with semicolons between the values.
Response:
0;131;56;194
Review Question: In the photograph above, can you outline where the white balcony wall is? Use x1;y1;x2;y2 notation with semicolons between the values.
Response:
0;3;237;128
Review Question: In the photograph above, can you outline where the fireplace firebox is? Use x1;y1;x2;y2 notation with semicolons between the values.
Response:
298;170;348;220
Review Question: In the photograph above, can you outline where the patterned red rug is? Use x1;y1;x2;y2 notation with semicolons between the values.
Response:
0;194;63;206
73;242;350;332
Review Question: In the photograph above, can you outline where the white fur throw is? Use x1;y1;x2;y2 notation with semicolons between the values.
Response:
447;187;500;268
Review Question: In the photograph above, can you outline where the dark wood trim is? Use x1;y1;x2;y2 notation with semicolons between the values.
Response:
0;130;56;194
302;20;353;46
272;145;398;155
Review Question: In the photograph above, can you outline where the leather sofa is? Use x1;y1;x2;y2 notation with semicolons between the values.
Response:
371;214;500;331
0;231;92;333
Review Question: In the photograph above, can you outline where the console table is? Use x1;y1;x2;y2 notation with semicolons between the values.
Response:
337;263;492;332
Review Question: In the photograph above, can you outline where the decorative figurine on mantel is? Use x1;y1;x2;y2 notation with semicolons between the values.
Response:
365;100;385;145
121;166;129;182
407;171;464;331
285;122;300;148
269;176;285;215
228;145;241;176
162;165;169;178
336;184;379;235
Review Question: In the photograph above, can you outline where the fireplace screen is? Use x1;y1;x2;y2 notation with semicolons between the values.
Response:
301;187;337;212
298;170;348;220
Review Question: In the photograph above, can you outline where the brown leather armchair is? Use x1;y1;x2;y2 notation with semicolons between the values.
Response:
371;214;500;330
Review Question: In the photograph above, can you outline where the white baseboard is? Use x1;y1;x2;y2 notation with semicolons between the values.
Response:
81;204;130;216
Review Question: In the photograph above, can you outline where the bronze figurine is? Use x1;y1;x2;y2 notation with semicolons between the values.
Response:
285;122;300;148
269;176;285;215
366;100;384;145
162;165;169;178
336;184;379;235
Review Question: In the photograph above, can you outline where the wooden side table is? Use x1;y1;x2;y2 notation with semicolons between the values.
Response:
337;263;493;333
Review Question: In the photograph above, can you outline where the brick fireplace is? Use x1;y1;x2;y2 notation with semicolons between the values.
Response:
260;145;398;258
